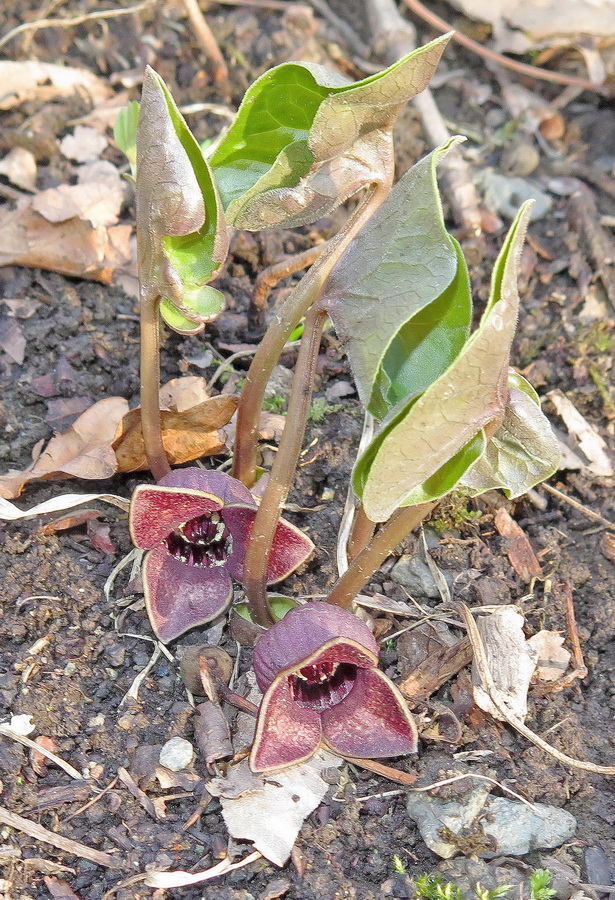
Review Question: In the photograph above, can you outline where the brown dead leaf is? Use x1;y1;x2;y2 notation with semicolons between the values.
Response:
40;509;101;534
0;317;26;364
32;182;122;228
159;375;210;412
601;532;615;564
527;630;571;682
0;147;37;191
0;397;128;499
60;126;107;163
0;203;131;283
494;507;542;581
113;395;237;472
0;61;111;110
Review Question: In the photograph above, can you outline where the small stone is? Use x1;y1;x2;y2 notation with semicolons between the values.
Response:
478;170;552;221
391;554;452;599
159;737;194;772
501;141;540;177
480;797;577;858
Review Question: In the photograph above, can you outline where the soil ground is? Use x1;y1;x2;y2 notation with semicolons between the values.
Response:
0;2;614;899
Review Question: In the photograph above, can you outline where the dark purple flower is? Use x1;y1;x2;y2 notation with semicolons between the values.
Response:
250;602;418;772
129;468;313;643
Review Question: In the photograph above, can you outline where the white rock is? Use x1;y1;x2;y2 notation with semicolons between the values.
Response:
159;737;194;772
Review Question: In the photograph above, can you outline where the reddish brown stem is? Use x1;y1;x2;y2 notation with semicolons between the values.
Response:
140;291;171;482
347;504;376;562
243;307;328;627
233;179;391;489
326;502;437;609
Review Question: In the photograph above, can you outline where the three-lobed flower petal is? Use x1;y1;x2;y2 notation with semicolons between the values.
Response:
129;468;314;643
250;602;418;772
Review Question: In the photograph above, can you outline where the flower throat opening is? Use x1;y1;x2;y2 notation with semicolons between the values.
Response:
166;512;232;568
290;660;357;711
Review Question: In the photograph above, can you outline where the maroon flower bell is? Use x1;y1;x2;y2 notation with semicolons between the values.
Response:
250;602;418;772
129;468;313;643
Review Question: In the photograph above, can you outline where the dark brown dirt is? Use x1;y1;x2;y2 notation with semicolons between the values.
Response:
1;2;614;899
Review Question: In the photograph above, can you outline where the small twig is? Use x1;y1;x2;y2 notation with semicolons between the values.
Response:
218;683;259;716
64;777;119;823
118;643;163;706
0;726;83;781
400;0;610;96
340;756;418;785
541;483;615;532
207;347;259;391
457;602;615;775
0;805;122;869
0;0;157;50
306;0;371;58
561;580;588;682
251;241;329;332
180;0;229;87
211;0;302;8
408;772;535;808
364;0;482;234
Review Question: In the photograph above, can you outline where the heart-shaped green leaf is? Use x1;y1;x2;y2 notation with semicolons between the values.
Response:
210;34;451;229
320;138;471;418
460;372;560;498
355;201;533;521
136;67;228;334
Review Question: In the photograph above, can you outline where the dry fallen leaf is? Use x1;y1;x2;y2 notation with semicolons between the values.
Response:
60;125;107;163
113;394;237;472
548;389;615;477
0;203;131;283
527;630;572;682
159;375;210;412
32;182;123;229
0;147;37;191
0;397;128;499
0;317;26;364
0;61;111;110
494;507;542;582
209;752;340;866
472;606;537;721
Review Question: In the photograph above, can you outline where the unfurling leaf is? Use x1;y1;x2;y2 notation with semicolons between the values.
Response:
114;100;139;178
354;200;534;521
320;138;471;419
210;35;451;229
136;67;228;334
460;373;560;498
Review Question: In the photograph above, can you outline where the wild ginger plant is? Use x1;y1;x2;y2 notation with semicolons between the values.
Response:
115;37;559;771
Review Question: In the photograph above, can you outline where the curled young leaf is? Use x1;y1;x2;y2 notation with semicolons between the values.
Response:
355;201;534;521
210;35;451;230
137;67;228;334
320;138;471;419
460;372;560;498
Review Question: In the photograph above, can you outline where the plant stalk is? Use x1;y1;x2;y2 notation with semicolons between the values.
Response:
140;291;171;482
347;504;376;562
243;306;328;627
232;178;392;488
325;502;437;609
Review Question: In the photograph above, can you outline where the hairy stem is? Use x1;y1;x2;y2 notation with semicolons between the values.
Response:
243;306;328;627
232;179;392;488
347;504;376;562
140;291;171;482
325;502;437;609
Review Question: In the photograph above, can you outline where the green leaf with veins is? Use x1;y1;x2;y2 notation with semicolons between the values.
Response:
210;34;451;229
460;372;560;497
355;201;534;522
320;139;471;418
114;100;139;178
136;67;228;335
